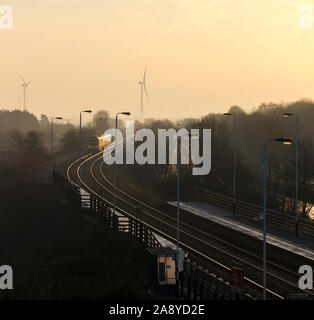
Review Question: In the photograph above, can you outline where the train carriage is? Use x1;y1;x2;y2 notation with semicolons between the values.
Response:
87;134;112;152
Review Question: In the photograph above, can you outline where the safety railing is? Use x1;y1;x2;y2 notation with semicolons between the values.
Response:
193;186;314;238
180;259;250;300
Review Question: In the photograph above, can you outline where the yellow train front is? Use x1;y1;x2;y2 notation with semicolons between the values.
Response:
87;135;112;152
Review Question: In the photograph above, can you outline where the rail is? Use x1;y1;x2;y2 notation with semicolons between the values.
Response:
55;170;252;300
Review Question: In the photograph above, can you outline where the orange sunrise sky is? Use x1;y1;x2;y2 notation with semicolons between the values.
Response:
0;0;314;122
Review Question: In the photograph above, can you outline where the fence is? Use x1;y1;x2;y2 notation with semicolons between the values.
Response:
54;171;250;300
180;260;247;300
193;186;314;238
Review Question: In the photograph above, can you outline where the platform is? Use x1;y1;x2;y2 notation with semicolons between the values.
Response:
167;201;314;261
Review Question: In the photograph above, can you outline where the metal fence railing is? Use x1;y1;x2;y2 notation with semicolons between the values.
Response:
193;186;314;239
180;259;250;300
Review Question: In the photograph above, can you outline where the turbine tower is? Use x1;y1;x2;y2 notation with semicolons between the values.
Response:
138;65;149;120
19;74;31;111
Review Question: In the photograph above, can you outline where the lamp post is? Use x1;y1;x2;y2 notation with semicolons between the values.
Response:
79;110;92;184
176;136;181;288
176;133;198;291
282;113;299;237
113;112;131;214
262;137;293;300
223;113;237;215
50;116;63;184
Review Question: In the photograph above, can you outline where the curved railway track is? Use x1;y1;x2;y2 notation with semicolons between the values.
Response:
66;140;314;300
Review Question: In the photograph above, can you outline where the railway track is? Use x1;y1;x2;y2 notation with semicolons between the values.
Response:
66;140;314;300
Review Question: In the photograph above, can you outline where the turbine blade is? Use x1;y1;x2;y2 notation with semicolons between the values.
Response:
19;74;26;84
26;81;31;86
143;65;147;82
144;84;149;101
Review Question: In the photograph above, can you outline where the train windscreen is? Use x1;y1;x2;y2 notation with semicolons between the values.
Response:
88;137;99;145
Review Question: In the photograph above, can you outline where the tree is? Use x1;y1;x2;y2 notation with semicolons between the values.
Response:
59;126;95;154
9;129;25;160
60;128;79;153
0;110;40;133
93;110;110;134
9;130;47;163
39;114;50;128
228;105;246;115
298;139;314;217
23;131;46;159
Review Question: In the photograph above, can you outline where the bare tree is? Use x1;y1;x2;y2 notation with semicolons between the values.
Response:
9;130;25;160
299;139;314;218
93;110;110;134
23;131;46;160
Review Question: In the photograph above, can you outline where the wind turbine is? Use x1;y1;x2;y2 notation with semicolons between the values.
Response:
138;65;149;120
19;74;31;111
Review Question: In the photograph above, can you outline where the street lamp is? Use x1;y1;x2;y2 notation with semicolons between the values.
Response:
223;112;237;215
282;113;299;237
50;116;63;184
176;133;198;290
113;112;131;214
262;137;293;300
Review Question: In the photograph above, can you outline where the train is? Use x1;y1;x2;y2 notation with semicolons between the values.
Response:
87;134;112;152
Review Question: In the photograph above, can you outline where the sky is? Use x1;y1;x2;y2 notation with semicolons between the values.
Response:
0;0;314;122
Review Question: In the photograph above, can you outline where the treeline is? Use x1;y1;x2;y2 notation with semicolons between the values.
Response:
1;100;313;218
126;100;314;219
0;109;118;181
0;110;72;150
0;109;120;159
